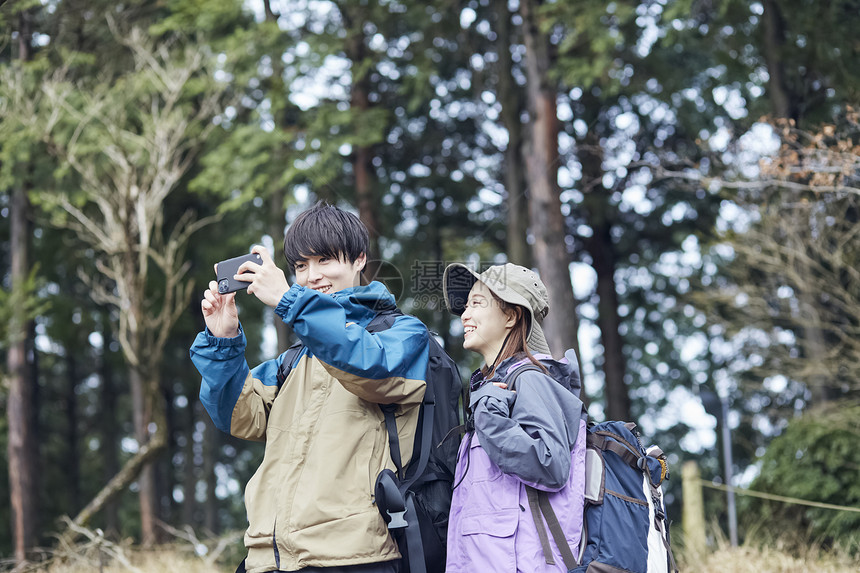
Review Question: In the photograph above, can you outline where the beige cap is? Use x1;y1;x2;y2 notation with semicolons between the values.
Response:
443;263;552;356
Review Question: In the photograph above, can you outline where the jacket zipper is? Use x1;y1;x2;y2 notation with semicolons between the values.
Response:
273;518;281;570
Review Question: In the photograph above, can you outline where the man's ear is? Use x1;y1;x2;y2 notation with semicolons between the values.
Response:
353;252;368;273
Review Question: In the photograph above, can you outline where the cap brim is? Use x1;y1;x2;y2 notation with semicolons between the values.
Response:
443;263;480;315
445;262;554;357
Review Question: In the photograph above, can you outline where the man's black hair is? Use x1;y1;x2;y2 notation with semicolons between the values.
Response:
283;201;369;271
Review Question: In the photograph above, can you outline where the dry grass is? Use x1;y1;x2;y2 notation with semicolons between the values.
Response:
16;544;860;573
6;525;859;573
2;521;243;573
8;545;237;573
678;531;860;573
37;548;232;573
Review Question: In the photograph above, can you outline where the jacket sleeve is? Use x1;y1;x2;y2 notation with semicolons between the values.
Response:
470;371;583;491
189;326;282;441
275;285;428;406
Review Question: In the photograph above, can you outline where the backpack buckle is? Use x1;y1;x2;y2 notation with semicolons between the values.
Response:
386;509;408;529
374;469;408;530
652;496;666;521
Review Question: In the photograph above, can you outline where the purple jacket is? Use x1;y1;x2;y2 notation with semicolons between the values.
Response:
446;351;586;572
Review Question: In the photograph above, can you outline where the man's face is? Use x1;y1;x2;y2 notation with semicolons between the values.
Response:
294;253;367;294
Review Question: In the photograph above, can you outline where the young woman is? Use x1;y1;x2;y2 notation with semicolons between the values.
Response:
443;263;586;573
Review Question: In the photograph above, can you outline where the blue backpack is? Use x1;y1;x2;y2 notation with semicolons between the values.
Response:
507;364;677;573
574;421;678;573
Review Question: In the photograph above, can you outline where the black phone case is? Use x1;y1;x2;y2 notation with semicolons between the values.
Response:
216;253;263;294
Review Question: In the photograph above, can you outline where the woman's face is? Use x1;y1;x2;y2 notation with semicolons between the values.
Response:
461;281;515;361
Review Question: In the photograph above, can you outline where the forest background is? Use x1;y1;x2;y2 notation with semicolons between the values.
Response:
1;0;859;569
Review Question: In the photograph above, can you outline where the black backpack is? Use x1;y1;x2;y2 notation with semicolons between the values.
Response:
276;306;464;573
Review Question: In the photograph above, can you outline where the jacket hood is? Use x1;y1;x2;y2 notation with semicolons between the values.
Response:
493;348;582;399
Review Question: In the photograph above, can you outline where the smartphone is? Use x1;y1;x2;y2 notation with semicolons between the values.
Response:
215;253;263;294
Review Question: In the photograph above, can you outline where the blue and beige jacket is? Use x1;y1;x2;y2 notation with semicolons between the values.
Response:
190;281;429;573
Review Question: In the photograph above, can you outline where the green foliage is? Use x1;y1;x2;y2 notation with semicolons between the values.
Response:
189;125;295;211
0;266;49;351
546;0;640;94
2;0;859;560
149;0;252;41
0;59;55;188
748;401;860;552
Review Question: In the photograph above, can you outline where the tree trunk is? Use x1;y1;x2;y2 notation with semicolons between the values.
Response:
262;0;291;354
588;222;630;420
161;383;177;525
430;211;447;334
181;399;197;527
789;206;833;404
761;1;829;402
67;318;168;540
761;0;795;121
579;122;629;420
269;192;291;353
129;355;160;545
123;276;170;545
65;352;81;513
7;186;37;564
7;10;37;563
341;3;382;278
354;143;381;269
202;411;219;534
98;312;121;535
519;0;580;359
495;3;531;268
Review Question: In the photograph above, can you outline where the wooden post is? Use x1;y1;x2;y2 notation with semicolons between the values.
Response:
682;461;707;560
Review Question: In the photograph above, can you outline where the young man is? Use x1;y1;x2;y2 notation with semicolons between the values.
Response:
190;202;429;573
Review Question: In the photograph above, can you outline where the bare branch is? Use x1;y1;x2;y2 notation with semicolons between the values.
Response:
69;429;167;530
155;520;243;567
651;166;860;196
57;518;144;573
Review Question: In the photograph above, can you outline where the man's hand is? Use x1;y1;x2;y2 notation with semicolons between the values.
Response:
201;280;240;338
236;245;290;308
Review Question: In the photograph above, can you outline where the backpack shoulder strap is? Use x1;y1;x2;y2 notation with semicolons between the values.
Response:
276;341;305;391
363;307;411;477
526;486;579;570
511;362;579;570
588;429;643;470
363;306;434;489
371;308;435;573
366;306;402;332
275;305;432;488
505;362;543;392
